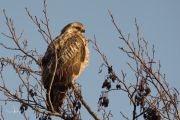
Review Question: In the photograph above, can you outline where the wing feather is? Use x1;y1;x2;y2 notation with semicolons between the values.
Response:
42;33;86;88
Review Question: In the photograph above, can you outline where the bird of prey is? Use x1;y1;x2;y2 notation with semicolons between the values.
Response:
41;22;89;112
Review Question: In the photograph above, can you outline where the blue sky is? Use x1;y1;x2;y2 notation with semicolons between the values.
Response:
0;0;180;120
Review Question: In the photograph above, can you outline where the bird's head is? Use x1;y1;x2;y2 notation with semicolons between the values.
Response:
61;22;85;35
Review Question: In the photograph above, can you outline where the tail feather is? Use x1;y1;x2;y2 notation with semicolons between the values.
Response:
45;85;68;112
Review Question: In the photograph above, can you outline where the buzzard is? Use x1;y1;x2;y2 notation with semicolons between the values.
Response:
41;22;89;112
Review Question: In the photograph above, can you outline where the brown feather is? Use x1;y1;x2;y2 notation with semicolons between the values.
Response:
41;22;89;112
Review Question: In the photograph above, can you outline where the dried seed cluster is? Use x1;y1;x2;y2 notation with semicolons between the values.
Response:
19;103;28;114
29;89;37;97
143;108;161;120
39;115;51;120
102;79;111;90
135;80;151;108
98;97;109;107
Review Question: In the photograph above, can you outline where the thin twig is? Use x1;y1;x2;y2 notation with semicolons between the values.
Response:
72;83;101;120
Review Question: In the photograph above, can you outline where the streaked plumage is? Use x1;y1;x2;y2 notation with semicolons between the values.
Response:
41;22;89;112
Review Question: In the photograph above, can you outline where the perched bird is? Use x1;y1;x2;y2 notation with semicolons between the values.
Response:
41;22;89;112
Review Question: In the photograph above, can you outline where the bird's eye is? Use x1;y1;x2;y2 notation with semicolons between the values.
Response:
75;27;80;30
